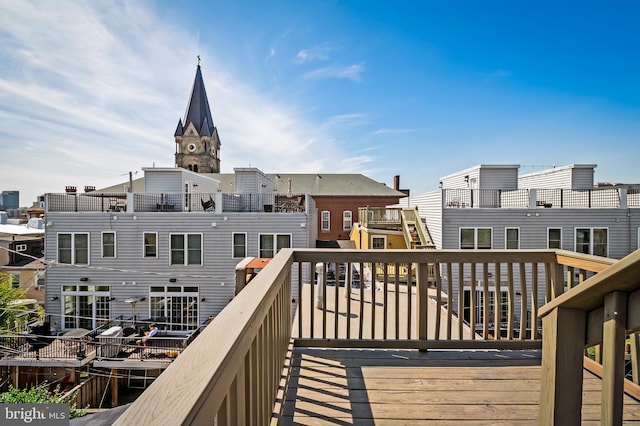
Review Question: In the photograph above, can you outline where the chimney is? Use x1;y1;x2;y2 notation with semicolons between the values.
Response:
84;186;96;193
393;175;400;190
65;186;77;194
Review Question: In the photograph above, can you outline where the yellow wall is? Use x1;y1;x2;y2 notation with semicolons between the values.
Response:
350;224;408;250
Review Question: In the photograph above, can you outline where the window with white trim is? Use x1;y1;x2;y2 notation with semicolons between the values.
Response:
232;233;247;258
459;228;492;249
575;228;608;257
259;234;291;258
102;232;116;258
170;233;202;265
343;211;353;231
548;228;562;249
505;228;519;249
371;236;386;249
58;233;89;264
149;286;199;331
62;285;110;330
143;232;157;258
321;211;330;231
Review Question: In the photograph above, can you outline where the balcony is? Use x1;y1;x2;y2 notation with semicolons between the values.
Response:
114;249;640;425
45;192;307;214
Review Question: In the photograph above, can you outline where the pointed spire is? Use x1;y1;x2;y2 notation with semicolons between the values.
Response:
180;59;215;137
174;119;183;137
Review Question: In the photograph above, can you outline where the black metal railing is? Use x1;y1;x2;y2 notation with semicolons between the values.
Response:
46;193;128;212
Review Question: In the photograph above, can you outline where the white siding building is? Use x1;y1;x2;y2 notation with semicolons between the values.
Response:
397;164;640;333
44;167;314;332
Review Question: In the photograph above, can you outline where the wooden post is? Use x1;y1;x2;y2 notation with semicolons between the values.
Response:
551;263;565;300
111;368;119;407
539;307;586;426
416;262;429;344
601;291;627;426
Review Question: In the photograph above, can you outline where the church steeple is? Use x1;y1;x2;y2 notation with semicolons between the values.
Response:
175;58;221;173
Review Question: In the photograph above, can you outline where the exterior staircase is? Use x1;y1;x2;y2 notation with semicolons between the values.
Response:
400;207;435;249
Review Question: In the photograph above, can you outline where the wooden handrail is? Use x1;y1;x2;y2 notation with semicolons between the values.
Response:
112;248;627;424
115;249;294;425
538;249;640;425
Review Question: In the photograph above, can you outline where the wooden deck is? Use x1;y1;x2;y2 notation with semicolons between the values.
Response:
279;348;640;425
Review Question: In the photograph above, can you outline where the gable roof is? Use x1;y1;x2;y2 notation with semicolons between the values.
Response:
209;173;404;197
96;173;404;197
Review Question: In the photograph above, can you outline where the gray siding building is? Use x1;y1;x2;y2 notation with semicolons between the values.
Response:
44;168;314;332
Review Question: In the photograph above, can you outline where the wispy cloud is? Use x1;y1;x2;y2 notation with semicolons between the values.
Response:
294;44;333;64
302;64;365;82
0;1;369;203
370;128;420;136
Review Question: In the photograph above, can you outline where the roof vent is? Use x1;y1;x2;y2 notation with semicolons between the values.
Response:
65;186;77;193
84;186;96;193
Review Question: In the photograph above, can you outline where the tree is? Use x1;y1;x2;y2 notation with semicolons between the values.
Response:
0;383;87;419
0;272;43;332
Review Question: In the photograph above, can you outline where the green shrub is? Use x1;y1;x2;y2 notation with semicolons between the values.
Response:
0;383;87;419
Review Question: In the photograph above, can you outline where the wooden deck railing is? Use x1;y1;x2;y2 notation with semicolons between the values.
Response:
114;248;620;425
538;249;640;425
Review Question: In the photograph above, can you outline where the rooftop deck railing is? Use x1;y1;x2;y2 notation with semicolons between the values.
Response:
443;187;638;209
46;192;307;214
115;248;622;425
358;207;402;227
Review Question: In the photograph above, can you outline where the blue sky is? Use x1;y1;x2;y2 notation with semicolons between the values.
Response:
1;1;639;205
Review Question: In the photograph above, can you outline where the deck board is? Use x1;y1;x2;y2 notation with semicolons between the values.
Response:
278;348;640;424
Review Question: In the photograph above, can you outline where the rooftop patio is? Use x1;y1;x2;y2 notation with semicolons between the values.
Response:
113;248;640;425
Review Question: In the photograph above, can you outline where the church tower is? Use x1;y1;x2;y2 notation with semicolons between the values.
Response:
174;60;221;173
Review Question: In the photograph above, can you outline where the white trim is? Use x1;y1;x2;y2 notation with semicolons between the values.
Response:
258;233;292;258
232;232;247;258
321;210;330;231
574;227;609;257
343;210;353;231
547;227;562;250
371;235;387;249
57;232;90;265
169;233;203;266
101;231;116;258
504;227;519;250
459;227;492;249
143;232;158;258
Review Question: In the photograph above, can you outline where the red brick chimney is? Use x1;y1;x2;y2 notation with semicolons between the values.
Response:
84;186;96;193
65;186;77;194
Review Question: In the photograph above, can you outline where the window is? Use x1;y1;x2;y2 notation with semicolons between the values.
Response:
575;228;608;257
102;232;116;258
144;232;157;258
463;288;508;330
232;233;247;258
150;286;199;331
321;210;330;231
460;228;492;249
548;228;562;249
170;233;202;265
505;228;519;249
259;234;291;258
343;211;353;231
62;285;110;330
371;236;386;249
58;233;89;265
